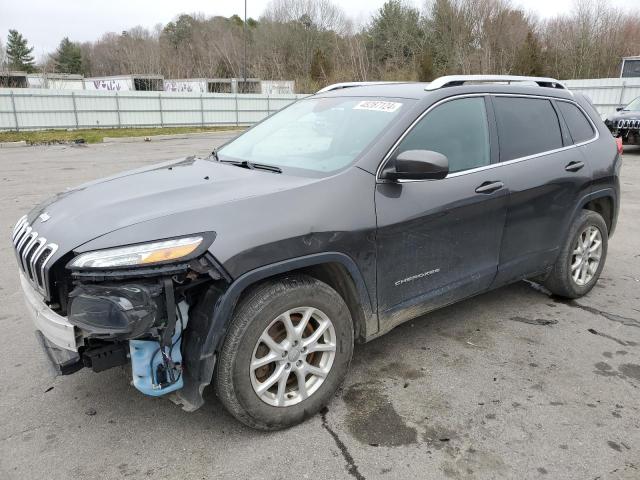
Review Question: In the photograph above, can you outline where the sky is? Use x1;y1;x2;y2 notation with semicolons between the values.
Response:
0;0;637;60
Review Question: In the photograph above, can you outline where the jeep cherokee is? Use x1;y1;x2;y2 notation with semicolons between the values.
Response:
12;75;621;430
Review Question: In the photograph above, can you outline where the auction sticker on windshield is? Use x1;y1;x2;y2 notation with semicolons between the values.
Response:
354;100;402;113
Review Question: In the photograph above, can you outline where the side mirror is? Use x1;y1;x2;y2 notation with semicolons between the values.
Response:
381;150;449;181
616;106;624;112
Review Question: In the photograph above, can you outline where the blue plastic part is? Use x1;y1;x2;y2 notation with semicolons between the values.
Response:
130;326;183;397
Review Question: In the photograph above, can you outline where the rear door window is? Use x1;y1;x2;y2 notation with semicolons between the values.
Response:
395;97;490;174
494;97;563;161
556;101;595;144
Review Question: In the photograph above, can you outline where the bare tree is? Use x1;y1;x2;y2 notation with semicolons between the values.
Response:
32;0;640;90
540;0;640;79
263;0;348;33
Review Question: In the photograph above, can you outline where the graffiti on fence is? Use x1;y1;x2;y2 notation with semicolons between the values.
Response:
261;81;296;95
163;81;206;93
87;79;130;91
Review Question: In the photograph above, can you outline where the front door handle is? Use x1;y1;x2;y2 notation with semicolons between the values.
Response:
475;181;504;194
565;161;585;172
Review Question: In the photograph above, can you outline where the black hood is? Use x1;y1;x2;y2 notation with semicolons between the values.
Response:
25;157;316;265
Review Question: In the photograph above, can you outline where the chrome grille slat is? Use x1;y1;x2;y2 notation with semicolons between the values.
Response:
12;215;27;240
38;245;58;293
28;238;47;279
13;222;29;245
11;217;58;297
16;226;33;253
20;232;39;274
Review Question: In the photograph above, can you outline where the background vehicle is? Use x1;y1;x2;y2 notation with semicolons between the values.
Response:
12;75;621;430
605;96;640;145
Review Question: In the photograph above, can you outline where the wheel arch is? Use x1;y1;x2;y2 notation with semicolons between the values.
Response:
204;253;376;357
582;194;614;235
296;262;370;342
576;187;617;237
548;188;617;275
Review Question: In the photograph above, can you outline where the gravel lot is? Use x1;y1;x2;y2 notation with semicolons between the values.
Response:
0;134;638;480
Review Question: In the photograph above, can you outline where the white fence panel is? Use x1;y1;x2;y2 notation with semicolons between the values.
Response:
0;88;307;131
0;92;17;130
15;91;76;129
238;95;273;124
161;95;201;126
202;95;238;125
5;80;640;131
75;92;119;128
564;78;640;117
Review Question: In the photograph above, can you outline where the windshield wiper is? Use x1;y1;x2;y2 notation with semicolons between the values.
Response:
252;163;282;173
218;159;282;174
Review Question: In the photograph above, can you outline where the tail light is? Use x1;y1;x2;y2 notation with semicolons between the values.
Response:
615;137;623;155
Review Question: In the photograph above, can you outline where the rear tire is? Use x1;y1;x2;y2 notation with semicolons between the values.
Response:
544;210;608;299
214;274;354;430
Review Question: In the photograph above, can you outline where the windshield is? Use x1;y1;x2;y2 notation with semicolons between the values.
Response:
624;97;640;111
218;97;408;175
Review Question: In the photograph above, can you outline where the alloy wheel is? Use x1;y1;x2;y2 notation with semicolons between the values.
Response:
250;307;337;407
571;225;603;286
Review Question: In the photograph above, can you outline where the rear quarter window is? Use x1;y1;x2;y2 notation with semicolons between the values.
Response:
494;97;563;161
557;101;595;144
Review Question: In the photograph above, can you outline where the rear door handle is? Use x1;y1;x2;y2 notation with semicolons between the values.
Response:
565;161;585;172
475;181;504;194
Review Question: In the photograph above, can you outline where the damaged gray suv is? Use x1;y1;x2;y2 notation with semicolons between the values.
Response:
13;75;621;430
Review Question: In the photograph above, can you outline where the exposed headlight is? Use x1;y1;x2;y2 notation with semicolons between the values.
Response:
69;236;204;269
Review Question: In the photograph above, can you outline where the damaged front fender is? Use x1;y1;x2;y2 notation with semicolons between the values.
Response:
173;251;375;412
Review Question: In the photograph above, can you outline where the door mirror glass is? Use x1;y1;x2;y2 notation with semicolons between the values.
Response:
382;150;449;181
616;106;624;112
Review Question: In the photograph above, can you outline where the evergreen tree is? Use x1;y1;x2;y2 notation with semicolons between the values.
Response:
54;37;83;74
310;48;332;82
162;15;197;49
230;14;244;28
428;0;464;76
369;1;422;67
6;29;35;72
418;46;435;81
513;30;544;76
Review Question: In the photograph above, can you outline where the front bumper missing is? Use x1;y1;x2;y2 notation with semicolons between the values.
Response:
19;272;81;374
35;331;82;375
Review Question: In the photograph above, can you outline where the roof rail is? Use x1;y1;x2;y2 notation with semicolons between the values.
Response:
316;81;403;93
425;75;568;91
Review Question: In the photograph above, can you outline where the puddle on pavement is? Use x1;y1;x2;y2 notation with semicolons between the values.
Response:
343;382;417;447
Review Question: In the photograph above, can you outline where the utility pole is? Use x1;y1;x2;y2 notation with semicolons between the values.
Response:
243;0;247;94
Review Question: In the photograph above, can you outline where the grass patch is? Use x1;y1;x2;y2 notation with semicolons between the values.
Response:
0;126;241;145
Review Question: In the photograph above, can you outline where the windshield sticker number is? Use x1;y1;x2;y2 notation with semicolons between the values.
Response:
354;101;402;113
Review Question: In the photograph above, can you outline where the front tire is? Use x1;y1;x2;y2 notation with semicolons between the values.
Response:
544;210;608;298
214;275;354;430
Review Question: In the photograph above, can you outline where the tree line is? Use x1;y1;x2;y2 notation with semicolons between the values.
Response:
1;0;639;92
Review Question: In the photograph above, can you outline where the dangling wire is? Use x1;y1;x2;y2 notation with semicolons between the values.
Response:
149;305;185;387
